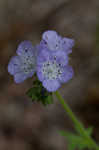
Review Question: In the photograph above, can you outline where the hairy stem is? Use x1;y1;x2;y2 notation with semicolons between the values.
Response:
54;91;99;150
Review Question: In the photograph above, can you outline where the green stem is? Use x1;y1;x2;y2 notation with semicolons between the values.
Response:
54;91;99;150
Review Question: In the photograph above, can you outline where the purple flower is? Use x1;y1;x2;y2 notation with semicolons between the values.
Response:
8;41;37;83
40;30;74;54
37;49;74;92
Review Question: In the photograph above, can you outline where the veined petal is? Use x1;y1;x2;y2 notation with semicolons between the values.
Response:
43;79;61;92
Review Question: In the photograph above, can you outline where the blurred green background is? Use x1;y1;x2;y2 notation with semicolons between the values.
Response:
0;0;99;149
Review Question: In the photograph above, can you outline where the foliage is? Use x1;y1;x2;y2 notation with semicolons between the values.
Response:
26;78;53;105
60;127;93;150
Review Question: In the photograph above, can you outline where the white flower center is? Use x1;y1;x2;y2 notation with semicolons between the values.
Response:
42;61;62;80
21;55;35;74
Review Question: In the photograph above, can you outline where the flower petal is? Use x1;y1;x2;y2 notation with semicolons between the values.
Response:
37;67;45;82
59;66;74;83
43;79;61;92
14;72;28;83
26;71;35;78
37;48;52;64
42;30;58;43
52;50;68;66
62;38;75;54
8;56;21;75
42;30;61;51
42;31;75;54
16;40;34;56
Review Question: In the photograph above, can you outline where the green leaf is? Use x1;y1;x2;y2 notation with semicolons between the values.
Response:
68;143;76;150
60;130;92;150
74;123;93;137
86;127;93;136
26;79;53;106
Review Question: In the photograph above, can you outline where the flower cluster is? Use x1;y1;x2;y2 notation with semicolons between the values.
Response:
8;30;74;92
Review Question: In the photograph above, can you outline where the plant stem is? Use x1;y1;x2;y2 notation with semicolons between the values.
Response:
54;91;99;150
